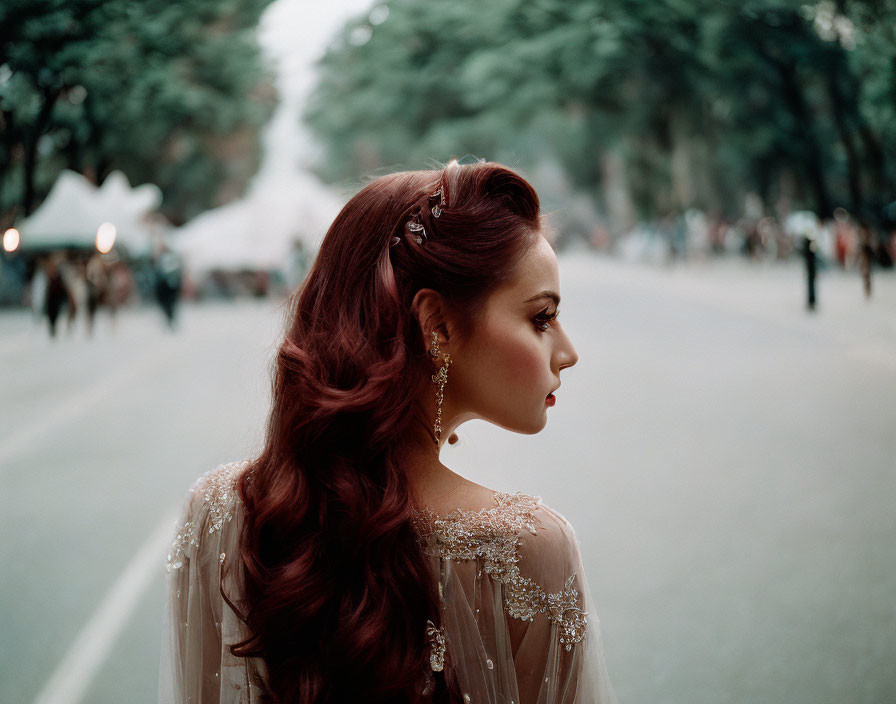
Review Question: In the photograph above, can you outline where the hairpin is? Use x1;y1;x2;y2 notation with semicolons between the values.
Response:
407;220;426;245
389;219;426;248
389;180;448;249
430;186;446;218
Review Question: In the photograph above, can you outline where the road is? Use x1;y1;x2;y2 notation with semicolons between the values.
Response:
2;252;894;704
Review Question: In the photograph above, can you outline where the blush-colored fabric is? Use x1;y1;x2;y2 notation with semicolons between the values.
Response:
159;461;618;704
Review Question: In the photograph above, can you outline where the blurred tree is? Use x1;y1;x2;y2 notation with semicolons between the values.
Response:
305;0;895;228
0;0;276;225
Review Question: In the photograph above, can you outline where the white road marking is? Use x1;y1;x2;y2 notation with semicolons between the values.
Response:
32;510;179;704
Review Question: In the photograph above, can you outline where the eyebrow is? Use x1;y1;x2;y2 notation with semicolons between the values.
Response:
525;290;561;306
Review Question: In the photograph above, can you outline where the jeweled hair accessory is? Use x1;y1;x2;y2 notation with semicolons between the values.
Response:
407;218;427;245
390;180;449;248
430;186;446;218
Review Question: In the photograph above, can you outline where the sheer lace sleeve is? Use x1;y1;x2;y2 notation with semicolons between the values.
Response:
413;493;618;704
509;504;618;704
160;475;617;703
158;461;268;704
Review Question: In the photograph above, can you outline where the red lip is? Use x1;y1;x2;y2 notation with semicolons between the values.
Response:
545;394;556;406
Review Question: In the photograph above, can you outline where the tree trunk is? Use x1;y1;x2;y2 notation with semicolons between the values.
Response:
825;68;862;213
773;58;832;217
0;108;15;221
22;86;60;216
857;123;889;198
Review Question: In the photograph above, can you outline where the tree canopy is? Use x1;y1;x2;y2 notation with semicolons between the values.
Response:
0;0;276;225
304;0;895;227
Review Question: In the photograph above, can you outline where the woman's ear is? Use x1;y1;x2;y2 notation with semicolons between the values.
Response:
411;288;452;350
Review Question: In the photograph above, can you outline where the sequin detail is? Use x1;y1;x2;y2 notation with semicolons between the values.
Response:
412;492;588;651
166;460;249;572
167;520;196;573
549;574;589;651
195;460;249;535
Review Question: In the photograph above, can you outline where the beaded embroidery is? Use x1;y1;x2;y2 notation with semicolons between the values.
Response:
168;466;588;657
197;459;249;534
166;460;249;571
166;520;196;573
425;619;446;671
412;492;588;651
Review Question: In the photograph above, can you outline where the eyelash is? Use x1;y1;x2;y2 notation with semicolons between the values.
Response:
533;308;559;332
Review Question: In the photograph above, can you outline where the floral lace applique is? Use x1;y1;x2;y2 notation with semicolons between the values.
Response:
194;459;249;535
167;520;196;573
166;459;249;572
412;492;588;651
549;574;589;651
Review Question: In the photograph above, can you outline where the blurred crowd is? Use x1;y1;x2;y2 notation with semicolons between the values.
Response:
604;207;895;274
13;240;306;340
4;204;891;340
26;246;184;338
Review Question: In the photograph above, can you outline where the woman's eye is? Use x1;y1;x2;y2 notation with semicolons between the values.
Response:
533;309;559;332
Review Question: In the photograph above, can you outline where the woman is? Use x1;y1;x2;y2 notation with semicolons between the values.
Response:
160;160;618;704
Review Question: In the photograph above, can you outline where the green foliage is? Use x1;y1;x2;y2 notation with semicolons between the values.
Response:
0;0;276;224
305;0;895;225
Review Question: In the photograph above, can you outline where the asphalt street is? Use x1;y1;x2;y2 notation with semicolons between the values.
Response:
2;252;894;704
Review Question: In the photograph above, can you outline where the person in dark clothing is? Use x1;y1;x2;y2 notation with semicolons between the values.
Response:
857;222;874;299
85;252;108;336
799;233;818;311
43;254;77;338
154;246;183;330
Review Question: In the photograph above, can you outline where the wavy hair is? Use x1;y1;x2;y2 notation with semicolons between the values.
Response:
230;161;541;702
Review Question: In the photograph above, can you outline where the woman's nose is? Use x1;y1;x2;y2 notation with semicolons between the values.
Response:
558;335;578;371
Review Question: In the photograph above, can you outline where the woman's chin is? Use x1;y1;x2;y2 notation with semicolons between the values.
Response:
524;412;550;435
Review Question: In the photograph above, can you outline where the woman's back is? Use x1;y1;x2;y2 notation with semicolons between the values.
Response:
160;461;617;704
160;161;618;702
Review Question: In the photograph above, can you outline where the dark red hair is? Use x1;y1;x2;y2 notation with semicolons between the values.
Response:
230;161;541;702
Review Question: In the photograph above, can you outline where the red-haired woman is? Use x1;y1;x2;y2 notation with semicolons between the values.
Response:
160;160;618;704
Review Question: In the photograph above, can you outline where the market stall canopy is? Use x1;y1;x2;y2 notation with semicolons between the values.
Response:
17;170;163;255
172;168;341;275
170;0;361;277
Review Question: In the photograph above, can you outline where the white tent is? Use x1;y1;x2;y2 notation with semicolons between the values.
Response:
171;168;341;275
18;169;162;255
170;0;359;277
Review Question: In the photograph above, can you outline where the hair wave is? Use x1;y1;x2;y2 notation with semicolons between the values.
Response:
230;161;541;702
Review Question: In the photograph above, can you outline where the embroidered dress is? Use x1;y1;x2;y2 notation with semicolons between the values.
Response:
159;461;618;704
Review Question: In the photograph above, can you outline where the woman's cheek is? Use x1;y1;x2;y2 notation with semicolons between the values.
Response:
496;328;543;384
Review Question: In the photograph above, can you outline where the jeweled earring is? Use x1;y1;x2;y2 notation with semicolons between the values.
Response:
428;330;451;446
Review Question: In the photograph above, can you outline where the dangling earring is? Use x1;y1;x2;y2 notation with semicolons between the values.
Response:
428;330;451;447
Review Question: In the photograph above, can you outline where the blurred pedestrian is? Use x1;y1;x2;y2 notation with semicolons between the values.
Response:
153;245;183;329
29;258;47;323
799;233;818;311
85;252;109;336
286;237;309;293
857;221;874;299
43;253;77;337
833;208;850;268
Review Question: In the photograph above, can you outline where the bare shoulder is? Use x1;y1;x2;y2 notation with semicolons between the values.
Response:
448;477;505;511
412;473;499;515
